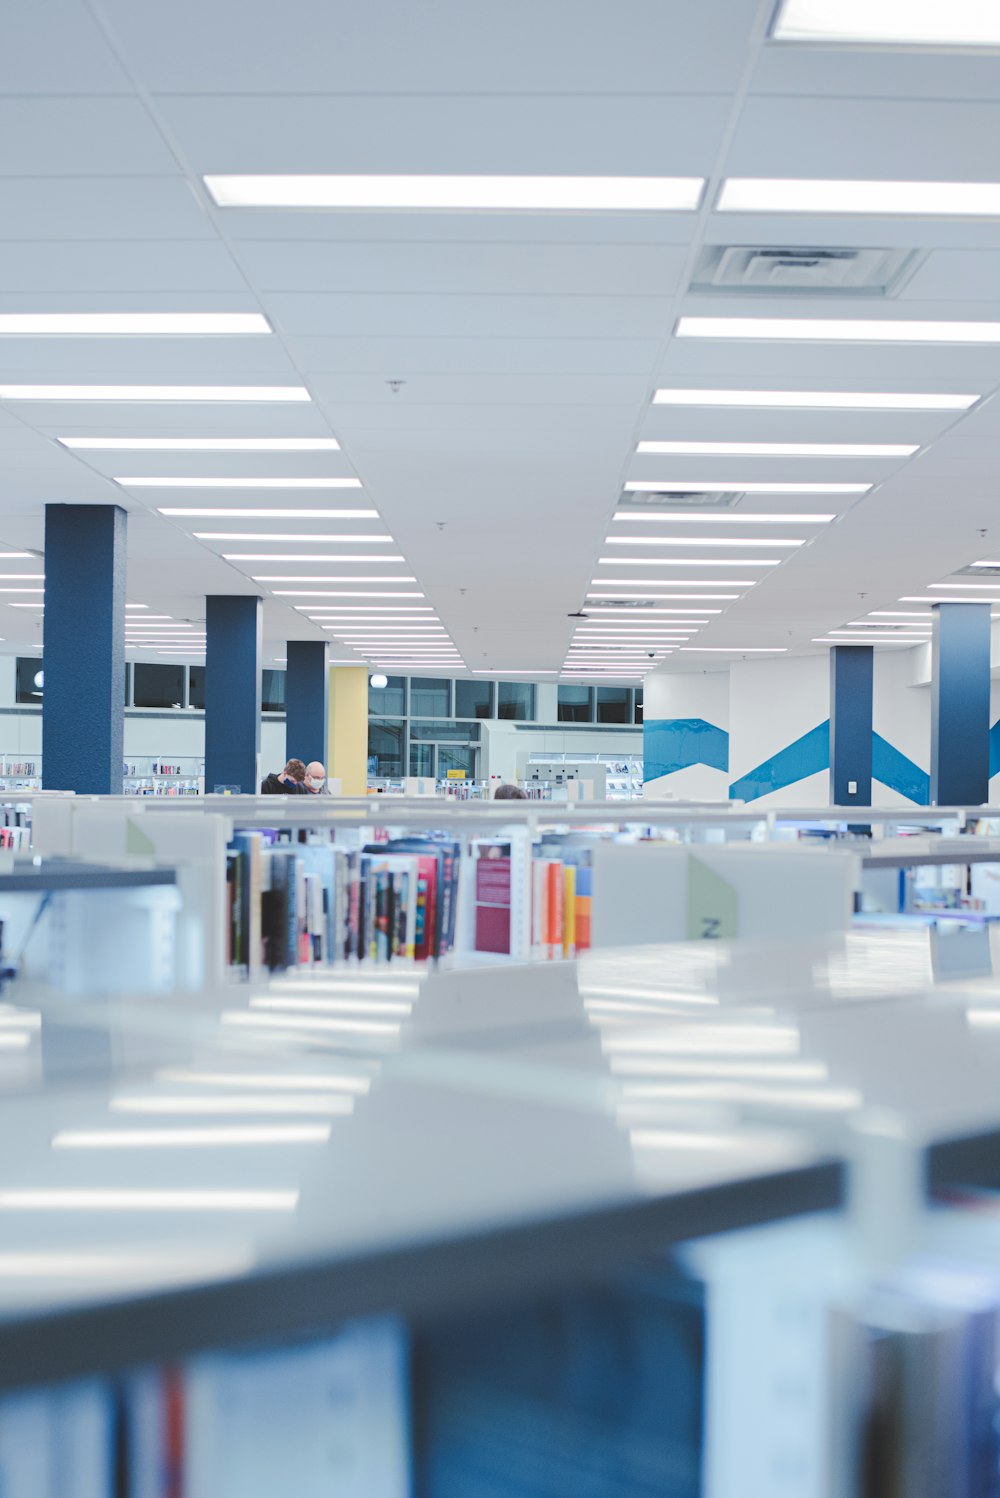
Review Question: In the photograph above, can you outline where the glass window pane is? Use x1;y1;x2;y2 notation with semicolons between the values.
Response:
634;688;643;724
409;677;450;717
557;685;592;723
455;679;494;719
596;686;630;724
409;741;433;777
368;720;405;777
410;719;480;743
438;745;478;780
497;682;535;721
262;669;286;713
133;663;184;709
188;665;205;710
369;673;405;716
15;658;43;705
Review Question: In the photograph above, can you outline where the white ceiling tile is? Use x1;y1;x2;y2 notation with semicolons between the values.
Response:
0;179;214;240
751;44;1000;103
102;0;759;94
295;338;661;376
0;3;132;94
238;241;690;298
266;291;675;340
0;99;177;174
0;242;248;293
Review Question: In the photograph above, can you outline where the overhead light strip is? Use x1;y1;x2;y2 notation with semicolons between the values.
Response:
204;174;707;212
652;388;978;411
677;316;1000;343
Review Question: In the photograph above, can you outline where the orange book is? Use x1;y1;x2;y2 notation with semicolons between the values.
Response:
546;860;563;961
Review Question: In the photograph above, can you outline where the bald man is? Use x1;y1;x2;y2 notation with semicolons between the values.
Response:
304;761;327;794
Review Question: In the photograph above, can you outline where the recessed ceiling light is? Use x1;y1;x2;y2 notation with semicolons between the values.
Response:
0;574;43;580
636;440;916;458
0;313;270;336
846;621;931;630
59;436;338;451
297;604;432;613
772;0;1000;45
677;316;1000;343
867;611;931;618
652;388;978;411
0;588;43;594
679;647;788;653
204;174;706;212
590;586;740;597
0;552;37;559
583;607;721;617
613;512;835;523
8;603;43;609
252;575;415;583
0;1189;298;1211
812;637;922;645
970;560;1000;568
273;590;424;598
606;537;803;548
901;595;1000;603
473;669;558;674
161;509;376;519
0;385;309;401
125;477;361;489
927;581;1000;590
719;180;1000;217
52;1125;331;1148
595;573;757;585
600;558;767;568
195;529;381;539
625;481;868;493
223;553;397;561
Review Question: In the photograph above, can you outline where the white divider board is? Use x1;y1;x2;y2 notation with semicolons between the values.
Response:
591;842;858;949
414;961;581;1039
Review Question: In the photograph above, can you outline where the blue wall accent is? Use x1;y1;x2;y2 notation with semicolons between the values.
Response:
872;734;930;805
730;720;930;805
830;646;873;804
989;719;1000;781
42;504;126;794
285;640;328;767
729;721;830;803
931;602;990;805
643;717;729;782
205;595;262;795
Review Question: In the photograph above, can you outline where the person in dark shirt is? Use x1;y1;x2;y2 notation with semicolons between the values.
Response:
260;758;308;794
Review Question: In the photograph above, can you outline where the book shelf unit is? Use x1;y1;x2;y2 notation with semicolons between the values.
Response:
123;756;204;796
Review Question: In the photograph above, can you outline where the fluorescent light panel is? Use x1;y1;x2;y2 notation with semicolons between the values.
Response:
127;477;361;489
273;590;424;598
197;532;384;541
590;587;739;597
224;553;396;561
928;582;1000;591
636;440;916;457
600;558;766;568
679;647;787;653
253;575;414;583
0;385;309;401
626;481;868;494
162;509;375;519
204;174;706;212
606;537;803;548
0;313;270;335
773;0;1000;45
60;436;338;451
720;179;1000;217
678;316;1000;343
613;512;834;523
652;388;978;411
901;596;1000;603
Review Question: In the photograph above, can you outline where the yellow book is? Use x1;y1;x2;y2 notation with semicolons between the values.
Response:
563;864;576;958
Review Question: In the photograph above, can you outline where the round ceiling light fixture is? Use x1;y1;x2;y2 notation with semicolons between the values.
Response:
369;673;388;689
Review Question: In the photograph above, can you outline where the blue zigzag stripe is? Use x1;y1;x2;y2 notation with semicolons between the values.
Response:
643;717;729;782
728;721;930;804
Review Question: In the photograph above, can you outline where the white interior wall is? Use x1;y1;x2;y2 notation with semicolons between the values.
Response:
728;656;829;808
642;668;730;800
481;721;641;785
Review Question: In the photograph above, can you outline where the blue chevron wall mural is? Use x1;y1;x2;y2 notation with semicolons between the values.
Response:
643;717;729;782
728;720;932;805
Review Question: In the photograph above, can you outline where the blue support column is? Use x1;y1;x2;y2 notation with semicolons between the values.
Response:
829;645;873;805
285;640;328;766
931;601;991;806
42;504;126;794
205;596;262;794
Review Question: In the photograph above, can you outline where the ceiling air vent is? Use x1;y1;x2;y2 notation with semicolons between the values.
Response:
690;245;921;297
620;490;743;510
959;564;1000;577
585;598;658;610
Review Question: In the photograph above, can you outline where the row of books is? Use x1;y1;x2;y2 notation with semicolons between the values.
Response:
226;831;462;972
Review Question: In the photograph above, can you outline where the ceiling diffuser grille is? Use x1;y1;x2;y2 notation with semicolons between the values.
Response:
690;245;921;296
619;490;743;510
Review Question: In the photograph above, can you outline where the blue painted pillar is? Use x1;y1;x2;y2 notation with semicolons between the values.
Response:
285;640;328;766
829;645;873;805
205;596;262;794
931;601;991;806
42;504;126;794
